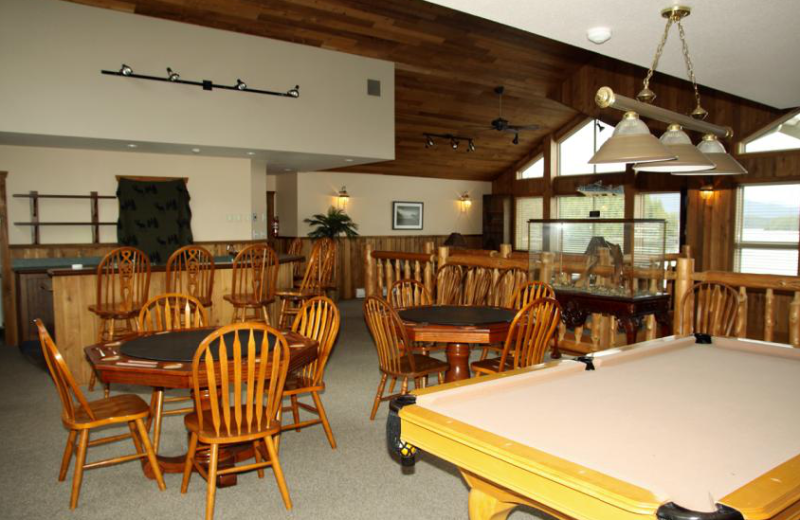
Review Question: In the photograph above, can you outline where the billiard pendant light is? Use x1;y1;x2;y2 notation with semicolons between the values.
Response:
634;124;714;173
672;134;747;176
589;111;676;165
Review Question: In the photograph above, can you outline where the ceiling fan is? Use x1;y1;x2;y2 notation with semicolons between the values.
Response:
469;86;540;144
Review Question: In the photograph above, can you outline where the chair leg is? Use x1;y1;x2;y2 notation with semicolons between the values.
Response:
438;371;444;385
253;440;265;479
369;373;388;421
128;421;144;454
103;384;110;399
278;299;290;329
388;376;397;393
70;429;90;509
205;444;219;520
59;430;77;481
263;435;292;510
134;418;166;491
290;395;301;432
261;305;271;325
479;347;489;361
88;371;97;392
311;391;336;449
181;433;198;493
400;377;409;395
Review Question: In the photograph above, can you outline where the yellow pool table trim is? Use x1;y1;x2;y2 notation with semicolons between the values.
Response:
402;344;800;520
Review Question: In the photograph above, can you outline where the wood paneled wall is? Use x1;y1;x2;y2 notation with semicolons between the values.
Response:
274;235;482;300
9;239;265;260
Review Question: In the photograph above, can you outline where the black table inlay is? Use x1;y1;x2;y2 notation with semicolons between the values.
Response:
398;306;515;326
120;329;276;363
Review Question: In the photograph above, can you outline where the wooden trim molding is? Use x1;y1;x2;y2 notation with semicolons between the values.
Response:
0;171;19;346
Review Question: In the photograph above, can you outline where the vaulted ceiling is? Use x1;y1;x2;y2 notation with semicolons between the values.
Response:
62;0;779;182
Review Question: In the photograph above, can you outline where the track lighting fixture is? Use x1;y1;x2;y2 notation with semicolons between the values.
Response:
423;133;476;152
512;133;519;145
102;64;300;99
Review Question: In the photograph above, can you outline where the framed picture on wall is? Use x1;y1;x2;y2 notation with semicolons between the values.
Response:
392;201;424;230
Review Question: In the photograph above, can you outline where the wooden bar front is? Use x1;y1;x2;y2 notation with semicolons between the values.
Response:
50;254;302;385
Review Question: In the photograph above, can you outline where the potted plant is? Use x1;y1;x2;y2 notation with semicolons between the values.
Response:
304;207;359;238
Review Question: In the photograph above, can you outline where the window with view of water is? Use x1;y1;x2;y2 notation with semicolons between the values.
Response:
552;196;625;254
558;119;626;176
734;184;800;275
634;192;681;254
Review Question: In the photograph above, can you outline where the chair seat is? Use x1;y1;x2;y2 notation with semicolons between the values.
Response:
223;294;275;307
184;407;281;443
88;303;143;319
71;394;151;429
276;288;323;300
389;354;449;378
471;356;514;375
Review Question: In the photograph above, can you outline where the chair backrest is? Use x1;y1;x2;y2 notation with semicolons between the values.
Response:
35;319;95;424
96;246;151;310
436;264;463;305
192;323;290;437
491;268;530;307
388;279;432;309
230;244;279;301
511;281;556;310
297;240;326;292
679;282;741;336
287;238;303;277
316;238;337;289
291;296;340;385
498;298;562;372
363;297;415;375
165;245;215;304
138;293;209;333
462;267;493;306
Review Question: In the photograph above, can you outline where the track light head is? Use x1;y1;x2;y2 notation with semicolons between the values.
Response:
512;133;519;145
451;138;459;150
167;67;180;82
120;64;133;76
287;85;300;98
425;135;435;148
235;79;247;90
467;140;476;152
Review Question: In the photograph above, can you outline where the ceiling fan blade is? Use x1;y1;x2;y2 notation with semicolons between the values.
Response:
507;124;541;131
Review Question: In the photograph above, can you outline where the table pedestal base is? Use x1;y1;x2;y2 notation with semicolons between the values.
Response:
445;343;471;382
144;444;260;487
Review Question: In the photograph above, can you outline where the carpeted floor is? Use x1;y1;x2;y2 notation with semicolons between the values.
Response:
0;299;550;520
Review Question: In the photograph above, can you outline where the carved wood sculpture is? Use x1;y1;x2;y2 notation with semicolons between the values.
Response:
575;237;624;289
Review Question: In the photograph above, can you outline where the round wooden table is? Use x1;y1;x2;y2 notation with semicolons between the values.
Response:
398;305;515;382
85;328;317;485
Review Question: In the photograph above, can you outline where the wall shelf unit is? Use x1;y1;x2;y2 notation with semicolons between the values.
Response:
13;191;116;244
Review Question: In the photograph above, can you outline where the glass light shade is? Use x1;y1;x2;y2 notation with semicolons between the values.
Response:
672;134;748;176
634;124;715;172
589;112;676;164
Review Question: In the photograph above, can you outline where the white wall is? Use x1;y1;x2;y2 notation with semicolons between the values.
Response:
0;0;394;162
250;160;268;239
2;145;258;244
275;171;491;236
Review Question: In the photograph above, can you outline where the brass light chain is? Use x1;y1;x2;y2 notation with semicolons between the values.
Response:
638;18;673;104
676;20;708;120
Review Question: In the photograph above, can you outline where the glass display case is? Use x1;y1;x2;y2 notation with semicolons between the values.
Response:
527;218;667;298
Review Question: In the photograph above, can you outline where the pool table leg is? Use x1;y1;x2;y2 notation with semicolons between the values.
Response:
462;471;516;520
445;343;471;382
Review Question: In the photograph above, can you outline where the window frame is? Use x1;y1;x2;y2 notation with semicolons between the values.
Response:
516;153;544;180
556;118;622;177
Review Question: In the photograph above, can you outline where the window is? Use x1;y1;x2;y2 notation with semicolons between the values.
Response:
734;184;800;275
634;192;681;254
514;197;543;250
552;196;625;254
516;154;544;179
742;111;800;154
558;119;626;176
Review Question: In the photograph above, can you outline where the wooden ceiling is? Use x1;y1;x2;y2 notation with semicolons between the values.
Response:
67;0;597;181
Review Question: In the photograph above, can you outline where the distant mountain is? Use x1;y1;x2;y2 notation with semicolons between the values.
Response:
744;201;798;217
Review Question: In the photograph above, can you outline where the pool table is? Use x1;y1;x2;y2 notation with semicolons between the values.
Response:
388;335;800;520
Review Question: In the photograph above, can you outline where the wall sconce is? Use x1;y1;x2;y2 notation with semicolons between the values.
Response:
700;184;714;200
337;186;350;210
458;192;472;213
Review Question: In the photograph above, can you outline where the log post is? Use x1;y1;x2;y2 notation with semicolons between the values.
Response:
423;255;434;300
499;244;512;258
364;243;375;298
790;292;800;348
438;246;449;270
764;289;775;343
673;257;694;335
540;252;553;284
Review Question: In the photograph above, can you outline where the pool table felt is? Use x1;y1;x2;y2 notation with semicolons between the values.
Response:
414;336;800;514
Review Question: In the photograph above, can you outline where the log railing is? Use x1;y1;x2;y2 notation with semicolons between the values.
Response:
364;244;436;298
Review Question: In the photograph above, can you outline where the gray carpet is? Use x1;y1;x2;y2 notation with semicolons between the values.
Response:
0;300;549;519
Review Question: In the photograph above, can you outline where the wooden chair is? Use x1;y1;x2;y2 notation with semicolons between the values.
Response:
287;237;304;282
315;237;337;297
471;298;561;376
223;244;279;324
490;268;530;307
87;246;151;394
679;282;741;337
435;264;463;305
181;323;292;520
281;296;340;449
388;279;432;309
35;319;165;510
166;245;216;311
277;240;328;328
462;266;493;306
138;293;209;429
363;297;449;420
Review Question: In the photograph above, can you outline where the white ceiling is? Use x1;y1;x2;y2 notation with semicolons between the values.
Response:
427;0;800;109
